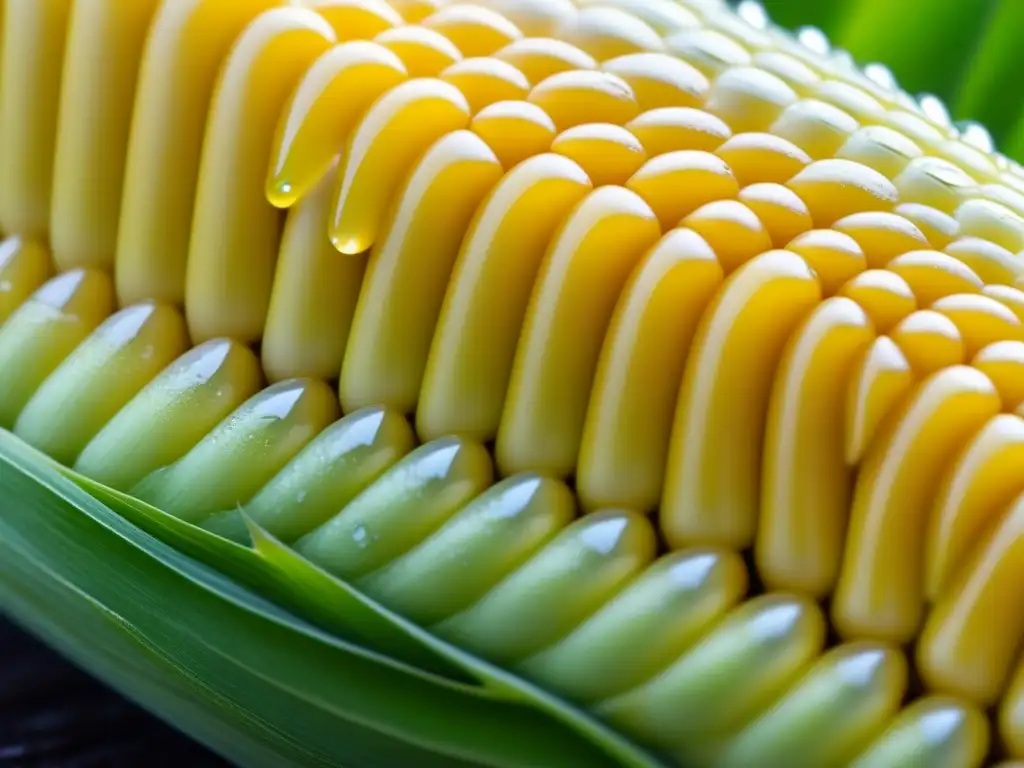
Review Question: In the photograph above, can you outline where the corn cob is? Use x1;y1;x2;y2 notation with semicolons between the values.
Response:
4;1;1024;766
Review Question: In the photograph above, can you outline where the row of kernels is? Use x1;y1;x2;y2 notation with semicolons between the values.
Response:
0;244;1007;768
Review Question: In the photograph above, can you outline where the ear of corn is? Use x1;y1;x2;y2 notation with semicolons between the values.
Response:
4;1;1024;767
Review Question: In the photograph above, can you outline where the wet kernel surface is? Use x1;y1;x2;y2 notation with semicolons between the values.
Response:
0;0;1021;765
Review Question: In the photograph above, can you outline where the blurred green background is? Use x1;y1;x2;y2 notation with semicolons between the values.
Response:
756;0;1024;158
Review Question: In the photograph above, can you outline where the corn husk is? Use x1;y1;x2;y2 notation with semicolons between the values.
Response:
2;2;1023;767
0;429;664;768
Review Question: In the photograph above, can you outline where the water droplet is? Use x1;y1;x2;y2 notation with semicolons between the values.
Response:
353;525;371;548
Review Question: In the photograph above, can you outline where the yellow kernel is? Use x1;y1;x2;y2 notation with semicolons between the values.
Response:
838;269;917;333
469;99;557;169
374;25;463;77
813;79;886;124
626;150;740;230
555;6;664;61
601;52;709;111
888;250;984;307
578;228;723;512
769;98;859;161
890;310;966;377
265;42;409;209
417;154;592;442
468;0;576;36
262;167;367;383
387;0;445;23
885;109;946;148
751;51;821;97
680;199;772;274
833;211;931;269
663;27;751;79
758;297;874;597
421;4;523;57
661;250;822;549
115;0;286;308
494;37;597;84
937;139;999;184
306;0;404;41
496;186;661;477
577;0;701;35
787;158;898;228
738;182;813;247
339;130;503;414
182;7;337;344
713;132;810;186
551;123;646;187
626;107;731;156
786;229;867;296
955;198;1024;252
931;293;1024;358
832;366;1001;644
836;125;924;180
894;156;976;215
0;0;73;241
527;69;639;132
844;336;914;466
924;413;1024;605
48;0;163;273
946;237;1023;287
919;490;1024;706
440;57;530;113
973;340;1024;409
328;78;472;257
987;284;1024;325
704;67;798;134
981;183;1024;220
894;202;960;249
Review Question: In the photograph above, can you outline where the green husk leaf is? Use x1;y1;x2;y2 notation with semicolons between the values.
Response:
63;433;668;768
949;0;1024;145
758;0;852;40
0;429;654;767
833;0;997;104
244;520;667;768
71;466;474;686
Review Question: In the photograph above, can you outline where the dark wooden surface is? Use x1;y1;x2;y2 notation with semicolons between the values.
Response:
0;618;228;767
